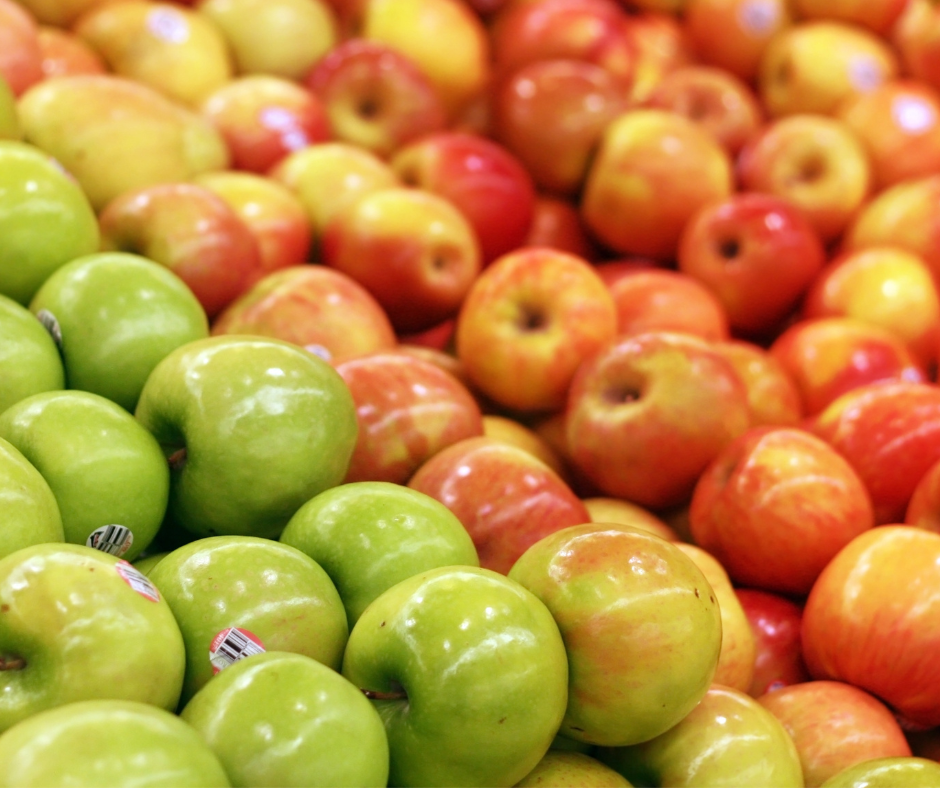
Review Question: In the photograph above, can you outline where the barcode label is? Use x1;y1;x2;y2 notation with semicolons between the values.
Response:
115;560;160;602
35;309;63;352
209;627;266;674
87;525;134;557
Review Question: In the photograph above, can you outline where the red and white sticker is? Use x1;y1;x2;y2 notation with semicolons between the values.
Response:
87;525;134;557
209;627;266;675
115;560;160;602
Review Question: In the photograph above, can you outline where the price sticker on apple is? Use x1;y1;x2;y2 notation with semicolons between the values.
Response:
35;308;63;354
86;524;134;558
115;559;161;603
209;627;266;675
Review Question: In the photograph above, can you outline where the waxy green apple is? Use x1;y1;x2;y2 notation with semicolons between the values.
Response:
0;699;230;788
0;390;169;561
515;751;633;787
0;437;63;559
342;565;569;787
822;757;940;787
0;294;63;415
182;651;388;788
134;335;358;539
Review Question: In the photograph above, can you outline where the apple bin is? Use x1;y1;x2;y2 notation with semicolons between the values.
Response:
4;0;940;785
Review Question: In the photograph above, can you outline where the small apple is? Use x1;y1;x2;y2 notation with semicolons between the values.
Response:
482;414;568;481
515;751;632;788
735;588;809;698
0;437;63;560
0;294;63;414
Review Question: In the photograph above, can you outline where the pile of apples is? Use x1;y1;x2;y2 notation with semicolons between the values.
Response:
3;0;940;785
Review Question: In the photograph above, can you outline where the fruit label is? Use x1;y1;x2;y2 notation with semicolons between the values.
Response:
209;627;266;675
737;0;779;35
86;525;134;557
35;309;63;353
147;7;188;44
115;560;161;602
849;56;882;92
305;343;332;362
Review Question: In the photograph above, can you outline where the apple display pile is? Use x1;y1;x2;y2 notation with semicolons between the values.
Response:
3;0;940;785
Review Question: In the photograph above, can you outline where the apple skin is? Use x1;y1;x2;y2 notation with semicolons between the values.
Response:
35;24;106;79
0;75;20;140
712;340;803;428
822;757;940;788
582;497;678;541
791;0;908;34
508;524;722;747
0;140;99;306
0;699;230;788
0;390;169;561
181;651;388;788
758;681;912;787
28;251;210;413
905;457;940;534
515;751;632;788
0;437;63;560
341;565;569;788
0;0;42;97
482;414;568;482
894;0;940;92
0;543;186;732
134;335;358;540
524;196;599;261
280;481;479;627
0;294;63;414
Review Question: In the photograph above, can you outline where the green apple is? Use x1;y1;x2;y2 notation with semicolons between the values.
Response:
29;251;209;412
181;651;388;787
0;699;230;788
134;335;358;539
508;524;722;747
0;437;63;559
515;751;633;787
0;294;64;415
279;481;479;627
342;565;569;787
0;390;169;561
133;551;169;577
597;685;804;787
0;543;186;732
148;535;348;704
821;757;940;787
0;140;99;305
0;76;20;140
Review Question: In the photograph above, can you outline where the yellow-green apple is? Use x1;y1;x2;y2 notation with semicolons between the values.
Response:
35;24;106;79
341;565;568;787
0;699;230;788
644;65;763;156
408;436;591;575
893;0;940;92
0;391;169;561
0;437;62;559
305;38;447;158
822;757;940;788
482;414;568;481
0;0;42;97
684;0;792;83
769;318;927;418
736;114;871;244
280;480;479;626
133;551;168;577
335;351;483;485
596;264;731;342
509;524;721;746
14;0;111;27
810;381;940;524
390;132;537;266
17;74;229;212
595;685;803;787
565;331;751;509
580;109;733;260
28;251;209;412
196;0;338;81
134;335;358;539
200;76;332;174
0;543;186;732
758;681;913;787
211;264;396;363
193;171;312;275
623;9;695;102
181;652;388;788
74;1;233;108
790;0;908;35
454;247;616;413
524;195;599;261
320;186;481;334
492;59;630;197
0;140;99;306
581;496;679;541
0;76;19;140
712;339;803;427
98;182;263;318
758;21;898;118
0;294;63;414
905;458;940;534
677;193;826;339
516;752;632;788
735;588;810;698
802;526;940;728
802;246;940;372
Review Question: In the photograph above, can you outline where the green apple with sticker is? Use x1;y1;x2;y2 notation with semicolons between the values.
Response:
0;294;64;416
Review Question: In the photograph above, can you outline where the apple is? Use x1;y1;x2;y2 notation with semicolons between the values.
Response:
893;0;940;93
135;335;358;540
0;543;186;732
0;699;230;788
0;76;19;141
515;751;632;788
14;0;112;28
624;9;695;102
905;457;940;534
524;196;599;261
0;140;99;306
790;0;908;35
35;24;106;79
341;565;569;787
280;480;479;627
822;757;940;788
482;414;568;481
712;340;803;428
0;390;169;562
0;294;63;415
582;496;679;541
181;651;388;787
0;0;42;97
28;251;209;412
0;437;63;560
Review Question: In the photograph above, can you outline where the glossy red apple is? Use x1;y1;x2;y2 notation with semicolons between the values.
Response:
523;196;599;261
905;457;940;535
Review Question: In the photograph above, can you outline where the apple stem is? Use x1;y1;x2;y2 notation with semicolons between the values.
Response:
0;656;25;671
361;688;407;701
167;447;187;471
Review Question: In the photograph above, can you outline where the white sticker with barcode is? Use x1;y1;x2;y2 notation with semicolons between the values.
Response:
209;627;266;674
87;525;134;557
115;559;161;602
35;309;63;351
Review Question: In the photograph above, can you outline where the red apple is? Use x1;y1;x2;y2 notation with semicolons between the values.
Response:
35;25;106;79
523;196;599;261
893;0;940;93
713;340;803;428
790;0;909;35
0;0;43;97
623;9;695;102
905;457;940;536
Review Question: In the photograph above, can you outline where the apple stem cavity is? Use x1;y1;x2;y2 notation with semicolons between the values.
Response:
167;447;187;471
0;655;25;671
361;686;407;701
